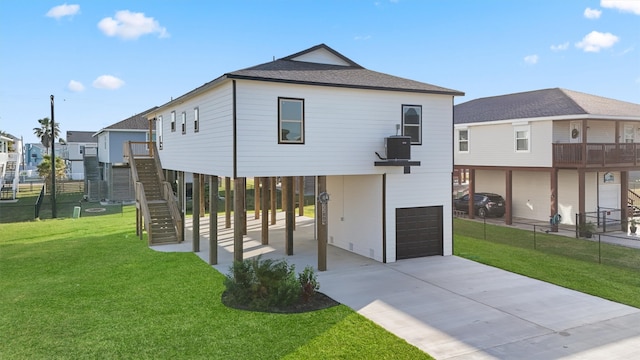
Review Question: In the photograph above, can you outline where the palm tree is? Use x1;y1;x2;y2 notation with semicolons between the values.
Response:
33;117;60;154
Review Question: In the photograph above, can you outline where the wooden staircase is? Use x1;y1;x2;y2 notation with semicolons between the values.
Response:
126;142;182;245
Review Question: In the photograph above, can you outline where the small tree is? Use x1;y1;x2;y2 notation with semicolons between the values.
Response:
33;117;60;155
37;155;66;193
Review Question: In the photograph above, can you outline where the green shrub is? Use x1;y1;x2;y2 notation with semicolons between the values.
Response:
299;266;319;302
224;255;300;310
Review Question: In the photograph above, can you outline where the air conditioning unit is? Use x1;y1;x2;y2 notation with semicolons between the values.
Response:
385;136;411;160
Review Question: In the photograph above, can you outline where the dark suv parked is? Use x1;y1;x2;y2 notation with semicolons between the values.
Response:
453;192;506;218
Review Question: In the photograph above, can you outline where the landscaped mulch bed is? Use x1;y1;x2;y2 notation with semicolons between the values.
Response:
222;291;340;314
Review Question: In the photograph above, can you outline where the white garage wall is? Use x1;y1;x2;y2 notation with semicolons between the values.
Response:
512;171;550;222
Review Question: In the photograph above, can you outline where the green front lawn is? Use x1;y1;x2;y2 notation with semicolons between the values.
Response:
0;207;431;359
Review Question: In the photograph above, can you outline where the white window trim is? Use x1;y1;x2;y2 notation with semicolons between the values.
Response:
402;104;422;145
458;128;469;153
514;125;531;153
170;111;176;132
194;107;199;133
181;111;186;134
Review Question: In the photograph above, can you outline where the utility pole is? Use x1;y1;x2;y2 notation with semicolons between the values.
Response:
50;95;57;218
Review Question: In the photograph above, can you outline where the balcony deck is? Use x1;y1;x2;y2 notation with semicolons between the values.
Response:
553;143;640;168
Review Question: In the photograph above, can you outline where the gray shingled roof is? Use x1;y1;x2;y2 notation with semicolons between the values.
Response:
152;44;464;111
227;44;463;95
454;88;640;124
101;107;158;132
66;131;96;143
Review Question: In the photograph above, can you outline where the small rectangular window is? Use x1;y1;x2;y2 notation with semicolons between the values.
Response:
181;111;186;134
402;105;422;145
278;98;304;144
514;125;530;152
194;107;199;133
459;129;468;152
171;111;176;132
157;115;163;149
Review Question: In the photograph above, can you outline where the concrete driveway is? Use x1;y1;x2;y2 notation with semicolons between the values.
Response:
156;215;640;359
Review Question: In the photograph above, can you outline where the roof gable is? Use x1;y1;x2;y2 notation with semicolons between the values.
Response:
96;106;157;135
281;44;362;67
454;88;640;124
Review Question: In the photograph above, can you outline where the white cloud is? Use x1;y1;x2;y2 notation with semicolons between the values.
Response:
92;75;125;90
354;35;372;41
576;31;619;52
584;7;602;19
67;80;85;92
98;10;169;40
46;3;80;19
601;0;640;15
551;42;570;51
524;54;539;65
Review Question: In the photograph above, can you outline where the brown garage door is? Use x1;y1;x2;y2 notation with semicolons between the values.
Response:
396;206;443;259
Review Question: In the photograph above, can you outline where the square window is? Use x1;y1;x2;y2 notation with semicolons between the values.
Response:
402;105;422;145
279;98;304;144
171;111;176;132
194;107;199;133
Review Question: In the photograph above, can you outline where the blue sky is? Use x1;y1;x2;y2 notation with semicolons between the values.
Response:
1;0;639;144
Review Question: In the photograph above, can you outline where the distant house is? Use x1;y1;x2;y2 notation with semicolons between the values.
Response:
144;44;463;265
92;108;157;202
454;88;640;228
61;131;97;180
0;134;22;200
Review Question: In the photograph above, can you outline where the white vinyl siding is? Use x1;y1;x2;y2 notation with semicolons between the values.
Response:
455;121;552;168
235;80;452;177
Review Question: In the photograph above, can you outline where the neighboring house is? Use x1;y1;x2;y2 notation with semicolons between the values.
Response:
61;131;97;180
145;44;463;264
453;88;640;227
0;134;22;200
24;143;46;169
93;108;157;202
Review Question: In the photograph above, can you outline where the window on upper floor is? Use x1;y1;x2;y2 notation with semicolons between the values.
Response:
157;115;163;150
458;129;469;152
514;125;530;152
171;111;176;132
194;107;199;133
181;111;186;134
402;105;422;145
279;98;304;144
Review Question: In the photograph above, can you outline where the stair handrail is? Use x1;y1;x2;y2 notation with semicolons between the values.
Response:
126;141;153;244
149;141;183;243
135;181;153;245
629;188;640;205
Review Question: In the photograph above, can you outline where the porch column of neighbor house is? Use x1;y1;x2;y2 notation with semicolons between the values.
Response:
505;170;513;225
317;176;327;271
621;170;629;232
468;169;476;219
261;177;269;245
581;120;588;162
298;176;304;216
209;175;218;265
148;118;153;157
255;177;260;220
225;177;231;228
578;169;586;228
550;168;559;232
270;177;277;225
199;174;205;218
233;177;245;262
192;173;200;252
285;176;294;255
178;171;186;242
